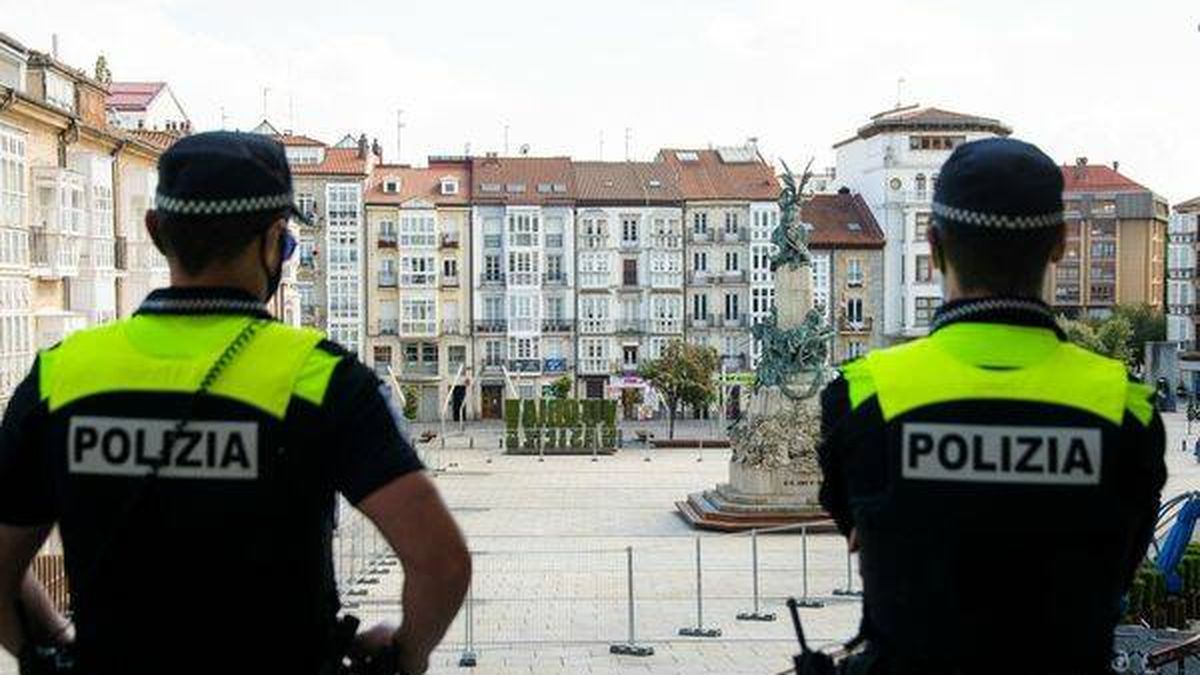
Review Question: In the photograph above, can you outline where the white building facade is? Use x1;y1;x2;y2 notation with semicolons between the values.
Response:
833;106;1011;339
1168;203;1199;349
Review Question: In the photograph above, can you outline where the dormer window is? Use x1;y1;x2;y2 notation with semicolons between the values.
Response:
440;177;459;195
44;70;75;113
383;178;401;194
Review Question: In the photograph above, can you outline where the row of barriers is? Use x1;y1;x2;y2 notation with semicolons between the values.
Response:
331;513;865;666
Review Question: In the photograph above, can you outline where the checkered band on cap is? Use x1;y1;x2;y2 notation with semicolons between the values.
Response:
932;201;1063;230
155;192;295;216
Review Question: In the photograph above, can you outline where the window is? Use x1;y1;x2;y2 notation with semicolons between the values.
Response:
652;295;681;332
378;220;397;244
483;296;505;322
485;340;503;365
449;345;466;365
545;216;564;248
1091;241;1117;259
846;258;863;286
399;255;436;285
623;345;639;368
546;254;564;282
505;184;525;194
725;251;740;272
915;174;927;198
484;255;502;282
692;294;708;320
507;211;540;246
621;216;639;245
507;250;540;286
440;177;459;195
915;255;933;283
383;178;400;194
295;192;315;219
724;293;740;320
846;341;865;360
724;211;739;235
915;212;931;240
44;71;76;113
443;258;458;279
509;295;539;332
579;252;610;287
909;135;965;151
373;346;392;375
580;216;607;249
399;213;436;247
509;337;540;360
0;124;27;233
546;296;565;320
810;253;830;317
914;296;940;327
623;259;638;286
752;286;775;315
846;297;863;324
693;212;708;234
693;251;708;273
752;245;771;272
480;183;501;193
378;258;397;286
401;298;437;334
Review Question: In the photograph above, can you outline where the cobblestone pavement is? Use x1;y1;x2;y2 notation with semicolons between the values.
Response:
2;415;1198;674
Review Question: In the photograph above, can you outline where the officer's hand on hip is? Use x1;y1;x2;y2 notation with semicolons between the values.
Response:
351;622;428;675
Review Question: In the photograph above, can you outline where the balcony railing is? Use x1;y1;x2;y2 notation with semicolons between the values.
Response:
580;318;613;334
651;273;683;288
690;315;717;329
838;315;874;334
721;269;747;284
542;318;574;333
29;229;81;278
399;362;439;377
482;274;506;286
722;314;747;328
378;235;397;248
441;233;460;248
441;275;460;287
475;320;507;333
508;359;542;374
544;274;568;286
722;229;748;243
400;320;438;336
1168;269;1196;280
616;319;645;333
442;319;464;335
543;357;571;373
379;319;399;336
619;239;640;251
579;358;613;375
482;356;505;371
483;235;503;249
688;230;711;243
651;319;682;334
378;274;398;288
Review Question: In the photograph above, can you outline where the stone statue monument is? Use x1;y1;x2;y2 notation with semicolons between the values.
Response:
677;161;837;531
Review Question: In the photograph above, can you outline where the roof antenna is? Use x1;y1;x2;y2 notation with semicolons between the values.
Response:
896;77;906;109
624;127;632;161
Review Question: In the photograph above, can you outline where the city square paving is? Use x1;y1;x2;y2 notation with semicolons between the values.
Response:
1;416;1197;674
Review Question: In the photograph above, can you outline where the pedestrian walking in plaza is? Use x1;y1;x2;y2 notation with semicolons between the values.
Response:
0;132;469;675
817;138;1166;673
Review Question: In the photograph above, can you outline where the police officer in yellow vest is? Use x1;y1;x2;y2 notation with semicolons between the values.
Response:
0;132;470;675
818;138;1166;674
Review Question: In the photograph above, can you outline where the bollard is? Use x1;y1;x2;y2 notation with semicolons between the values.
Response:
678;537;722;637
458;569;477;667
737;529;776;621
795;526;823;608
538;431;545;463
696;441;703;463
833;544;864;597
591;426;599;462
610;546;654;656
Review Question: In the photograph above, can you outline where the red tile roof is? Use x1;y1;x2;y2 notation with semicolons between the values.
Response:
1060;163;1147;193
365;163;471;206
292;147;369;176
654;148;778;201
274;133;326;147
127;128;184;151
469;156;574;204
803;192;885;249
834;105;1011;148
106;82;164;111
574;162;683;203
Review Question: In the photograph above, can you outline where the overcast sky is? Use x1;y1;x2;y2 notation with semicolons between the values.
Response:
8;0;1198;201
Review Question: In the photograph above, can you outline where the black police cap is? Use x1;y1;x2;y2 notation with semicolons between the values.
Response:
932;137;1064;230
154;131;311;225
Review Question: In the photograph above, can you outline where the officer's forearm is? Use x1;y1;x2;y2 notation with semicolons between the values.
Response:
394;557;470;672
0;573;72;656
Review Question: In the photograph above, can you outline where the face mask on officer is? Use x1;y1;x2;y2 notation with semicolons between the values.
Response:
260;221;298;302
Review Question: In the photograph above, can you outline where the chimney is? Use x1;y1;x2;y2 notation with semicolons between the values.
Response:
372;137;383;160
1112;160;1120;173
51;34;59;59
357;133;368;159
1075;157;1088;167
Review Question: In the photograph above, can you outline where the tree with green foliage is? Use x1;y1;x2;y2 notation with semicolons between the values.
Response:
548;376;572;400
1111;304;1166;366
401;384;420;421
1059;315;1133;365
638;339;719;439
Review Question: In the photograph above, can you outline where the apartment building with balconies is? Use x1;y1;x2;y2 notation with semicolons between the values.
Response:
1046;159;1168;319
573;161;684;403
657;145;779;382
364;159;473;421
254;120;379;354
1168;196;1200;349
803;190;886;362
0;32;169;407
834;105;1011;339
470;155;575;419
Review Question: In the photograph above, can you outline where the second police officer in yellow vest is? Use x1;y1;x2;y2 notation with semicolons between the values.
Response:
818;138;1167;674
